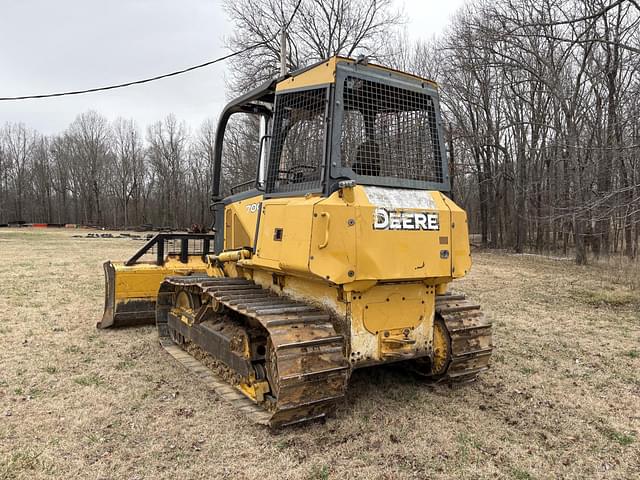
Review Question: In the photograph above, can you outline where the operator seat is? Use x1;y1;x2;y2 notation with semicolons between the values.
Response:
352;139;381;176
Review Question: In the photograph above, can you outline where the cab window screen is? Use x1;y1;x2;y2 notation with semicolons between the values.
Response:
266;88;327;193
341;76;443;183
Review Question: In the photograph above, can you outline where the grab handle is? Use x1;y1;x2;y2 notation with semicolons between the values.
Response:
318;212;330;249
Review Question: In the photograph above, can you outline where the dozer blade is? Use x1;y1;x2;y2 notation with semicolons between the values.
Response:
99;259;211;328
99;261;158;328
98;232;215;329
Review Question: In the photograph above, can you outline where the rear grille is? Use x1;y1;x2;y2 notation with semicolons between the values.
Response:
341;76;443;183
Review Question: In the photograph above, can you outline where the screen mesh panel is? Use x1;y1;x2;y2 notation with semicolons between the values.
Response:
341;76;443;183
266;88;327;193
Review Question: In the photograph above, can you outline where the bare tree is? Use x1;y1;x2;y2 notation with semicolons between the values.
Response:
147;115;188;228
1;123;36;221
0;134;8;223
31;135;53;222
49;135;72;224
109;118;143;228
188;119;217;226
223;0;403;94
66;111;110;225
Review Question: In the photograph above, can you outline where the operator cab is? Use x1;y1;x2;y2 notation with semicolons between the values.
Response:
213;56;449;203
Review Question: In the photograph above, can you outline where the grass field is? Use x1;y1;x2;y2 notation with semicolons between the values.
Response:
0;228;638;480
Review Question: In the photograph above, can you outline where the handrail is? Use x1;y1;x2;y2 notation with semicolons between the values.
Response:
230;180;256;195
124;232;216;266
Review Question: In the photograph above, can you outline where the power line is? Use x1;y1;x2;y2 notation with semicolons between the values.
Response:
0;0;303;101
0;43;265;101
284;0;303;31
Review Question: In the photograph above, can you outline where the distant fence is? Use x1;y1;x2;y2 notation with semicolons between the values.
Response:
0;222;77;228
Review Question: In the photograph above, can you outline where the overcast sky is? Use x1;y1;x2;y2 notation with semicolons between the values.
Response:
0;0;466;134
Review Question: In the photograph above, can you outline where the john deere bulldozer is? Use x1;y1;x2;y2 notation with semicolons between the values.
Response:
99;57;492;427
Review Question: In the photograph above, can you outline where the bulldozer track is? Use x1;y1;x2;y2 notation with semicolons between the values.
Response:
433;293;493;383
156;275;350;428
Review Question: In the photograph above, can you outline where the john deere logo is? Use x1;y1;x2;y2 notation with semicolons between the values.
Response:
374;208;439;231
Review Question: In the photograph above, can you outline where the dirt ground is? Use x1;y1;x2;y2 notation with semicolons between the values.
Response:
0;228;638;480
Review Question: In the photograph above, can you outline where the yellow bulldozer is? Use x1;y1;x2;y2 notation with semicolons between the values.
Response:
99;56;492;427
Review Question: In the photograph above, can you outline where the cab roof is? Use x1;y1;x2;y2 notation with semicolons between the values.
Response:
276;56;438;92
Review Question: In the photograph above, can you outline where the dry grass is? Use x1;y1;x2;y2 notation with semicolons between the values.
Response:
1;228;638;480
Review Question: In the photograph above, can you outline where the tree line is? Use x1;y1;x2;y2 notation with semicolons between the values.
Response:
0;113;233;230
1;0;638;263
400;0;640;262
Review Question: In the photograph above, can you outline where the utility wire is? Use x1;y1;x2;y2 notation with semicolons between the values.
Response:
0;0;303;101
284;0;303;31
0;43;265;101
